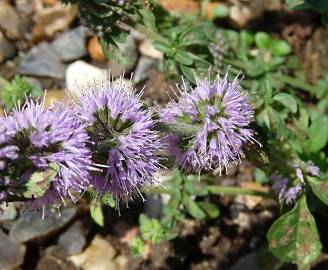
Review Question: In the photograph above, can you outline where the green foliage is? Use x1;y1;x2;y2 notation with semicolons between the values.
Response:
1;75;42;111
90;202;104;227
130;237;146;257
286;0;328;23
267;196;322;268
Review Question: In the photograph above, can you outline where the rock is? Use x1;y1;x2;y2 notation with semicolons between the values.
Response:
0;31;16;63
236;182;268;209
133;56;158;84
87;36;107;63
0;229;26;270
108;35;138;76
157;0;200;14
0;203;17;222
9;207;77;243
19;42;66;79
32;0;78;42
0;2;25;40
69;235;117;270
139;39;163;60
229;251;259;270
114;255;127;270
58;221;87;255
51;26;88;62
65;60;108;96
44;89;68;108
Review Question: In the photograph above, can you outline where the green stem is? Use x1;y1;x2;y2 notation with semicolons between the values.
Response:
134;24;168;43
207;185;272;198
146;184;272;198
153;122;202;137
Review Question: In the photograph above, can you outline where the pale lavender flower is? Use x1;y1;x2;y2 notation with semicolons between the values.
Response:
0;99;93;207
271;175;302;205
160;74;259;174
307;164;320;176
76;79;161;202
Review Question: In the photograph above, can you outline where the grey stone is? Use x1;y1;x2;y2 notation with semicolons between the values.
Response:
0;31;16;63
19;42;66;79
51;26;88;62
0;203;17;222
0;2;25;40
0;229;25;270
133;56;158;84
58;221;87;255
229;251;259;270
9;207;77;243
108;35;138;76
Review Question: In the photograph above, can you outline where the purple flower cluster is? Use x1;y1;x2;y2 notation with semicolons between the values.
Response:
271;161;320;205
0;100;93;207
77;80;161;201
160;74;258;174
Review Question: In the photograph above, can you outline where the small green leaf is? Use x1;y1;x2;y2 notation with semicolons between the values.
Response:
139;8;157;31
182;192;206;219
255;32;271;49
304;115;328;152
198;202;220;219
307;176;328;205
212;5;230;18
255;168;268;183
185;181;208;196
240;30;254;47
90;203;104;227
101;193;116;208
139;214;166;244
267;196;322;268
273;93;298;113
269;40;292;56
130;237;145;257
175;50;193;66
180;65;196;84
22;164;58;199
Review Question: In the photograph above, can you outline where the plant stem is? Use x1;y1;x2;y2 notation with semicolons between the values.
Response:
146;184;272;198
134;24;168;43
207;185;272;198
153;122;202;137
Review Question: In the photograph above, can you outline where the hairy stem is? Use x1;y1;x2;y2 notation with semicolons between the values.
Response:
153;122;202;137
207;185;272;198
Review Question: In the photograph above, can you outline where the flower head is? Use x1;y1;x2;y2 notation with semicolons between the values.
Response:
271;175;302;205
160;74;258;174
76;79;161;202
0;99;93;207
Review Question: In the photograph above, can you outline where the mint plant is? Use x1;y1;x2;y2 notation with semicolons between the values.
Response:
1;0;327;268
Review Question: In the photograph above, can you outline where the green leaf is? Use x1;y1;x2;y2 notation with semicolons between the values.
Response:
139;214;166;244
273;93;298;113
307;176;328;205
90;203;104;227
182;192;206;219
267;196;322;268
139;8;157;31
101;193;116;208
22;164;58;199
175;50;193;66
240;30;254;47
269;40;292;56
185;181;208;196
130;237;145;257
180;65;196;84
198;202;220;219
255;32;271;49
154;40;174;56
255;168;268;183
304;115;328;152
286;0;305;9
212;5;230;18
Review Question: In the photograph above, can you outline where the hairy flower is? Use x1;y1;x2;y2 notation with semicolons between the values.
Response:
0;99;93;207
76;79;161;202
271;175;302;205
160;74;258;174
